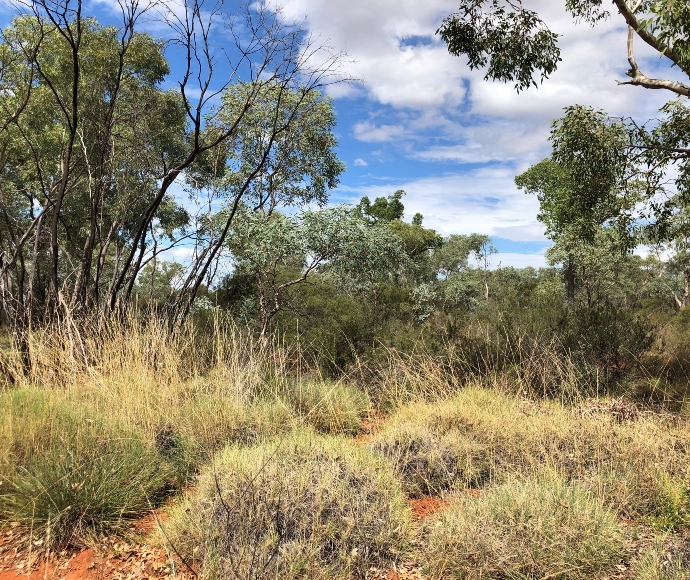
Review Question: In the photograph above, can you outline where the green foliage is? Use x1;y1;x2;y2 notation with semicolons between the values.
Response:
356;189;406;223
437;0;561;92
0;389;172;547
438;0;690;94
203;82;344;209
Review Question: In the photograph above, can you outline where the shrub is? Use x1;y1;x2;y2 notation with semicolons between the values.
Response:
422;477;624;580
0;389;171;548
166;430;412;580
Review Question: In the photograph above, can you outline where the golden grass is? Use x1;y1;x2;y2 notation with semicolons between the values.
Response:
422;475;624;580
370;385;690;521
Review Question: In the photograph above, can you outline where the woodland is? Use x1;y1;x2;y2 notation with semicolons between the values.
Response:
1;1;690;579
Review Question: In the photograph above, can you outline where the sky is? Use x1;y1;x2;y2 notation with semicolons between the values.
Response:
268;0;683;268
0;0;684;269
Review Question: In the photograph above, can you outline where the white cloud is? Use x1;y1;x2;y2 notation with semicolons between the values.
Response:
353;121;406;142
275;0;686;254
492;252;548;270
337;166;547;241
282;0;677;162
353;158;368;167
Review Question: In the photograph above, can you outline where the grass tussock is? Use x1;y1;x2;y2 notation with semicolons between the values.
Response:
0;389;171;548
0;314;378;551
422;476;624;580
635;534;690;579
370;386;690;522
277;379;370;435
166;429;413;580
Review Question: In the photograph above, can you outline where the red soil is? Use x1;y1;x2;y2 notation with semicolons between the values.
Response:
0;512;193;580
408;496;450;521
354;409;386;445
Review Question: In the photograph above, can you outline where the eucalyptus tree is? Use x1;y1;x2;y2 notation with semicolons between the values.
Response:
516;106;636;305
172;82;346;323
0;0;346;350
226;206;408;336
438;0;690;96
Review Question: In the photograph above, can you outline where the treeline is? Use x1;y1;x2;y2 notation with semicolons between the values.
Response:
3;0;690;403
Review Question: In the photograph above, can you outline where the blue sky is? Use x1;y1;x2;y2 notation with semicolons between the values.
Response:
269;0;684;268
1;0;684;269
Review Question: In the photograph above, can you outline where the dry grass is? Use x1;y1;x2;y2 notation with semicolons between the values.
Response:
422;476;624;580
165;429;413;580
370;385;690;521
2;312;689;579
634;534;690;579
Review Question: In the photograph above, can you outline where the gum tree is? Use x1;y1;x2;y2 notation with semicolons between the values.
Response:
226;206;408;336
438;0;690;96
516;106;637;306
0;0;346;355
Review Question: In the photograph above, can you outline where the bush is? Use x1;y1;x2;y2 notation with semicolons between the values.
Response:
422;477;624;580
166;430;412;580
0;389;171;548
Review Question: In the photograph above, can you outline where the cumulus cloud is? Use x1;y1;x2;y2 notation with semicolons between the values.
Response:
353;158;368;167
273;0;684;251
337;166;546;241
353;121;406;142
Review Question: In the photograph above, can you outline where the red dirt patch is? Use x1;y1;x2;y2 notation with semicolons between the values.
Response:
354;409;386;445
0;514;193;580
409;496;450;521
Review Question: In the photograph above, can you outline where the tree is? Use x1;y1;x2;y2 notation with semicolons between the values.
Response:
516;106;635;305
171;82;346;322
355;189;406;223
0;0;346;355
438;0;690;96
226;206;407;336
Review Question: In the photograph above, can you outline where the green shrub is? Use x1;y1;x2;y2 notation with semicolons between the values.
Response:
0;389;171;547
422;477;624;580
167;429;412;580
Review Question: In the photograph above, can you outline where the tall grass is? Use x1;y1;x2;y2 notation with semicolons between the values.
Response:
0;312;371;549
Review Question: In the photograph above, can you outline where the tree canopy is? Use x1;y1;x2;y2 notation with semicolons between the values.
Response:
438;0;690;96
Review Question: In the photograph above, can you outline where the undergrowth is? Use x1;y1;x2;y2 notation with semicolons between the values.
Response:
1;313;689;580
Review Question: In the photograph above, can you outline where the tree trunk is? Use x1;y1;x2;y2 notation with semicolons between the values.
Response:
565;256;575;307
